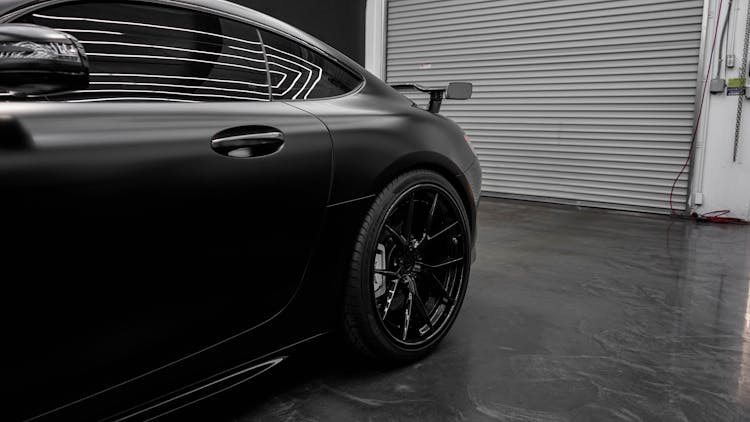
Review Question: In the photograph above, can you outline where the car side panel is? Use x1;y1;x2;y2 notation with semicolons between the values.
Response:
0;101;331;420
288;79;481;331
289;81;477;206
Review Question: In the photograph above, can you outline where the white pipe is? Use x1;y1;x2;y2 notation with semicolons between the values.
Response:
690;0;716;210
727;0;739;68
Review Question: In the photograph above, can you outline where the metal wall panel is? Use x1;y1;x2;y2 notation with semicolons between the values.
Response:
386;0;704;213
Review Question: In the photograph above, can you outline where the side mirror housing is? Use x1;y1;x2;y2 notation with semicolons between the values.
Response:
0;24;89;96
446;82;472;100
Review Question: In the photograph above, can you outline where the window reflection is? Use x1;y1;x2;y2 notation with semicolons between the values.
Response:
12;2;362;103
265;46;322;100
20;3;271;102
260;30;362;100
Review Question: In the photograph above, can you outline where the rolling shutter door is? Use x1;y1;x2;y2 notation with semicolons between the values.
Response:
386;0;705;213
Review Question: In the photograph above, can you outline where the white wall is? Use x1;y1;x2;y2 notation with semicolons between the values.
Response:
364;0;386;79
692;0;750;220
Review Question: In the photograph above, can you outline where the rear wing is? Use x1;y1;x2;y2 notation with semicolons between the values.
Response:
390;82;473;114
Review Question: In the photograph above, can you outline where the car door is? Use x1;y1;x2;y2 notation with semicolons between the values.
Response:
0;2;332;419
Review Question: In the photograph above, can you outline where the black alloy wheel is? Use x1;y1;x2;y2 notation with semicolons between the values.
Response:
343;170;471;362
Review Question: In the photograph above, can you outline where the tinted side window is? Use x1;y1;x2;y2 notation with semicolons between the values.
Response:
17;2;270;102
260;30;362;100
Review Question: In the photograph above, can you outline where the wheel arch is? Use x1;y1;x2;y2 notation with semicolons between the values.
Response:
368;151;477;238
296;151;477;337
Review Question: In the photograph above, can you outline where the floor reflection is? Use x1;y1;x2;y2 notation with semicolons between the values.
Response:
739;272;750;404
190;199;750;421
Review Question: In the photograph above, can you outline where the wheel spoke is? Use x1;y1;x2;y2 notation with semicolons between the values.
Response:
418;257;464;269
408;279;433;331
381;278;400;320
385;224;407;246
402;291;413;341
374;269;400;278
424;270;454;305
374;183;468;345
423;192;439;239
426;221;458;242
403;193;415;240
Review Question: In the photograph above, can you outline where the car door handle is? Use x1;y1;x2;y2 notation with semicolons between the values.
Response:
211;131;284;158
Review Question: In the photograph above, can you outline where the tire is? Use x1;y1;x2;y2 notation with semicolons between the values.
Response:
342;169;471;363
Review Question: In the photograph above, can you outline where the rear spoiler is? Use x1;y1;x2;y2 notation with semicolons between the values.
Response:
390;82;473;114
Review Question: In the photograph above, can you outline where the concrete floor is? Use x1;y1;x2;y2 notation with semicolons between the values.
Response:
221;198;750;421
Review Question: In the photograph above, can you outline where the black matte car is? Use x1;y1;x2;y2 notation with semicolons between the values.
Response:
0;0;481;420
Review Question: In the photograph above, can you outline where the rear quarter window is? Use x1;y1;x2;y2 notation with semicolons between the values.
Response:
259;29;362;100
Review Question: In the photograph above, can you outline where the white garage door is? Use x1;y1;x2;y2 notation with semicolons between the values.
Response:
386;0;705;213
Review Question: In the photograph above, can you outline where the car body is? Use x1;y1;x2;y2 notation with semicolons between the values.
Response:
0;0;481;420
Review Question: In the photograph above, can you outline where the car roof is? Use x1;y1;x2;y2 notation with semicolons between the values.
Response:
0;0;364;73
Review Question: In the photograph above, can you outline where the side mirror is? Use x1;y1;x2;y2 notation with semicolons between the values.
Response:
0;24;89;96
446;82;472;100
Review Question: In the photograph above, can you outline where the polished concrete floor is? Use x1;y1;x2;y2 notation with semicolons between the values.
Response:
222;199;750;421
